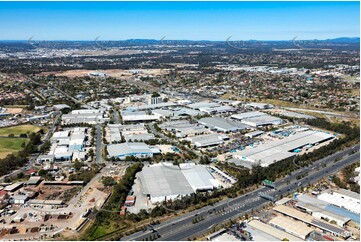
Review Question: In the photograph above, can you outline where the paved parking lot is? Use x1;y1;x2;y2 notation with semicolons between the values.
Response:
127;173;155;214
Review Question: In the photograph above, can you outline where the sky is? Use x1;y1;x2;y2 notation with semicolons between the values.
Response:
0;1;359;41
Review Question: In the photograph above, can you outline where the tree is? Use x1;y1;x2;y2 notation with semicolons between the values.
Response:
17;172;25;179
38;169;48;177
40;141;51;153
199;156;210;165
87;148;94;159
19;133;28;138
151;92;160;97
29;133;41;145
102;176;116;187
73;160;84;171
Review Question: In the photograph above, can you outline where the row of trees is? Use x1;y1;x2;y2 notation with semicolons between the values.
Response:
333;162;360;193
84;163;144;240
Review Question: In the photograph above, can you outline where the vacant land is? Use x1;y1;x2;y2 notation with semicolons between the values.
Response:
3;105;27;108
344;88;360;96
0;137;28;158
2;107;23;114
39;68;169;78
0;124;41;137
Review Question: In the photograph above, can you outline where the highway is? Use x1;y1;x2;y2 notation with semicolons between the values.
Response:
284;107;358;119
121;144;359;241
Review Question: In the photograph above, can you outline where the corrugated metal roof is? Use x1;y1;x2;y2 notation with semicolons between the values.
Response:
248;220;301;241
107;142;156;157
231;111;267;120
198;117;249;132
324;205;360;224
188;133;227;147
140;164;194;198
180;164;216;191
269;216;313;239
139;163;217;200
235;130;334;166
273;205;349;236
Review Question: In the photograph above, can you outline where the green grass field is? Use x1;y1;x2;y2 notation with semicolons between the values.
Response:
0;124;41;137
0;137;29;159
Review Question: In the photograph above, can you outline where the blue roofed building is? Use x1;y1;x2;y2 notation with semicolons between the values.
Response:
107;142;161;160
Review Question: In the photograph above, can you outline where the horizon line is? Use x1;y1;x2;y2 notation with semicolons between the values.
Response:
0;36;360;42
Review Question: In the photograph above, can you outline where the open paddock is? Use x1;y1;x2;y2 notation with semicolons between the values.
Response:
0;137;28;158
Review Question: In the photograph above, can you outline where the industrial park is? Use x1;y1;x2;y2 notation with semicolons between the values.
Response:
0;1;360;241
0;90;359;241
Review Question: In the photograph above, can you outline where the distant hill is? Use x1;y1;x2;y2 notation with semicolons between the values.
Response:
0;37;359;44
323;37;360;43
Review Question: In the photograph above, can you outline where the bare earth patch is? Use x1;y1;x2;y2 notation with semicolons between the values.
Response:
4;108;23;114
39;68;169;78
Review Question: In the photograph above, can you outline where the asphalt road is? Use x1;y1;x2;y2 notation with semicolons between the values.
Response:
121;144;360;241
148;122;201;157
95;124;103;163
27;78;83;105
285;107;358;119
112;109;121;124
148;123;173;144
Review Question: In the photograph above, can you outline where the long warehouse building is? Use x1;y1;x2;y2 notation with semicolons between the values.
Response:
273;205;351;238
317;189;360;215
231;111;283;127
139;163;219;204
234;130;334;167
198;117;250;133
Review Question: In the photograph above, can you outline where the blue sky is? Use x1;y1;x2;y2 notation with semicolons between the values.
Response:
0;1;359;41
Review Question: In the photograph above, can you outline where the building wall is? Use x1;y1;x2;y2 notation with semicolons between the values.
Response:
115;152;153;160
312;211;347;227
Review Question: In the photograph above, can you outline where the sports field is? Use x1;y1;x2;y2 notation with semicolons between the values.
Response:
0;124;41;137
0;137;29;159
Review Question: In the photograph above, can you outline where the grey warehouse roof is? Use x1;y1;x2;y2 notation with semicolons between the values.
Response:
231;111;267;120
198;117;250;132
180;164;217;191
235;130;334;166
139;164;194;198
107;142;159;157
124;133;155;141
187;133;228;147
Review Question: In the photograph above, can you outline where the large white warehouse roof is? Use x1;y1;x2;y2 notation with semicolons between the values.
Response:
234;130;334;166
139;163;217;204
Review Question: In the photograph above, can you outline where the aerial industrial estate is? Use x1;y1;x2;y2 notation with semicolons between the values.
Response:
0;1;360;242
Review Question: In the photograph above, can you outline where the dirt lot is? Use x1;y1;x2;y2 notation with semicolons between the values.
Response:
37;185;82;202
3;108;23;114
39;68;169;78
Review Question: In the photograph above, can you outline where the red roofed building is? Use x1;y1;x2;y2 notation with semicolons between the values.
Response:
125;196;136;207
120;206;127;216
25;169;37;176
0;190;8;199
